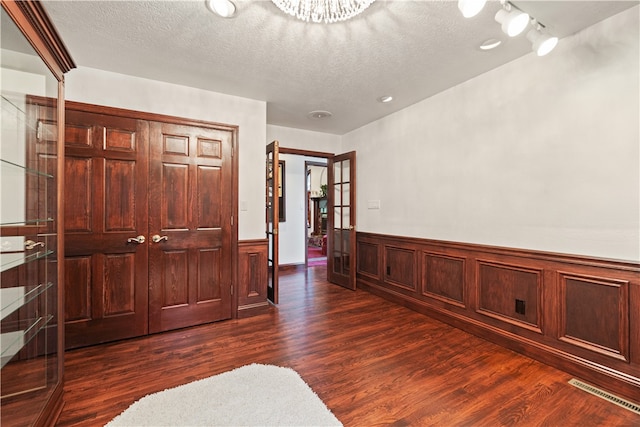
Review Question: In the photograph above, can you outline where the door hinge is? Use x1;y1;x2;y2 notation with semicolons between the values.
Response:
231;216;234;226
230;284;233;296
36;120;42;141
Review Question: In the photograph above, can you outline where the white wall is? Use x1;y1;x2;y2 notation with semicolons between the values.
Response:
267;124;341;153
267;125;338;265
277;153;307;265
342;7;640;262
65;67;266;240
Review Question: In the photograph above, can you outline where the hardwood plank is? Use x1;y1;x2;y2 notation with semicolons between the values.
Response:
58;267;639;426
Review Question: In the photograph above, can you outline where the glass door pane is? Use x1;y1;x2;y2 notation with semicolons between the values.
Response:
328;152;355;289
265;141;279;303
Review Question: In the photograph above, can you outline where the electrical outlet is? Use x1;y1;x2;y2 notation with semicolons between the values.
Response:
515;299;526;315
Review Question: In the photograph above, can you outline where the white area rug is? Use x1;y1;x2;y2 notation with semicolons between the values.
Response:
105;364;342;426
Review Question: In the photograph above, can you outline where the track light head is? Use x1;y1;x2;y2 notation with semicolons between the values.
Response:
527;29;558;56
458;0;487;18
495;7;530;37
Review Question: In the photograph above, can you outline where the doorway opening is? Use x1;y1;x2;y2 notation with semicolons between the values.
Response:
267;144;356;303
306;161;327;268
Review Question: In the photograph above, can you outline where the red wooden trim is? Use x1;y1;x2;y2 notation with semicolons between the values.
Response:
33;383;64;427
2;0;75;79
357;231;640;271
239;238;269;246
65;100;239;132
279;147;334;158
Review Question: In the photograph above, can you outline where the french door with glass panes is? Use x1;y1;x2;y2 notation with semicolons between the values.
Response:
328;151;356;290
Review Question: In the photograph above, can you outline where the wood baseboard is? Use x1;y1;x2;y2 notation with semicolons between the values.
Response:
237;302;272;319
279;264;306;272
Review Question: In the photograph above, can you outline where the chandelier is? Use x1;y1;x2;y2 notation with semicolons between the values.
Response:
271;0;376;23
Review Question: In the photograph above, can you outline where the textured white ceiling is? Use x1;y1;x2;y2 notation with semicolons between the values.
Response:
42;0;638;135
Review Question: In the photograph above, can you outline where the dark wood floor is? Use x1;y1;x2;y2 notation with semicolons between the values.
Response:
58;267;639;426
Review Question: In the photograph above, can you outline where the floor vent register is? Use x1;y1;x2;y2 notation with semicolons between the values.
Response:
568;378;640;415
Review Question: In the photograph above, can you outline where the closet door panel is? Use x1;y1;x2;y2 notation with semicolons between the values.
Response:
148;122;232;333
64;111;149;349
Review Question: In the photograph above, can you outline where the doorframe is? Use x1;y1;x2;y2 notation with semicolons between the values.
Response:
267;147;334;303
279;148;334;270
65;100;240;319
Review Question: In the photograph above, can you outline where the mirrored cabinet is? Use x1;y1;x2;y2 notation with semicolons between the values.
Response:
1;1;73;425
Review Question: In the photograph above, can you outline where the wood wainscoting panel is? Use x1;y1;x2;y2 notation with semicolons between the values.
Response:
422;252;465;307
476;260;542;333
357;240;379;280
238;239;269;317
559;273;629;362
355;231;640;402
384;245;417;291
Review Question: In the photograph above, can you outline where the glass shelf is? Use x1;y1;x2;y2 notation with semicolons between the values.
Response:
0;314;54;369
0;283;53;321
1;94;54;141
0;158;54;179
0;250;54;273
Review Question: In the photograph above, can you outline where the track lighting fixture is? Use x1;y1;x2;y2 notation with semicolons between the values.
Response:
457;0;487;18
527;24;558;56
494;3;529;37
457;0;559;57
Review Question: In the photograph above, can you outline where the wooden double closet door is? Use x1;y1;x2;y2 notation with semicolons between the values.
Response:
64;104;235;349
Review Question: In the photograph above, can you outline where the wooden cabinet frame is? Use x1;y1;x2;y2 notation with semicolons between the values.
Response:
1;1;74;425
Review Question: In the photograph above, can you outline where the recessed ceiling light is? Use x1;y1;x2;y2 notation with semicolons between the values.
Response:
479;38;502;50
206;0;237;18
307;110;333;120
378;95;393;103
